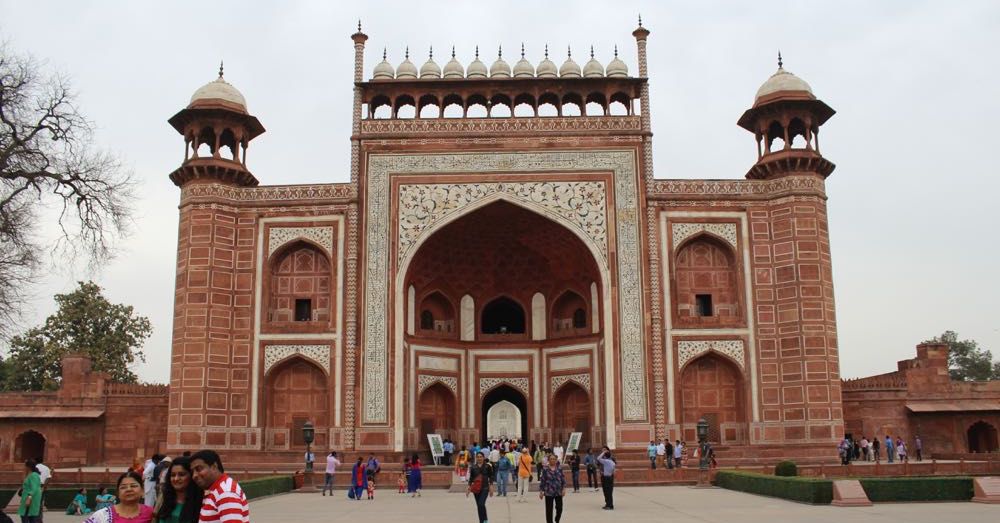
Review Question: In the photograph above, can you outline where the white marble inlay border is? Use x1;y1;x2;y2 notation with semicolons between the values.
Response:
479;377;530;397
417;374;458;394
671;222;737;250
268;226;335;258
263;344;331;375
677;340;745;371
364;151;647;439
551;373;592;394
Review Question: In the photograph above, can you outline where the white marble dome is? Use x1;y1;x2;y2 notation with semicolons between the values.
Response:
396;50;418;79
559;49;582;78
755;66;813;101
536;47;557;78
583;48;604;78
606;47;628;78
490;47;511;78
190;74;247;111
513;55;534;78
443;49;464;78
420;51;442;79
372;50;394;79
467;48;488;78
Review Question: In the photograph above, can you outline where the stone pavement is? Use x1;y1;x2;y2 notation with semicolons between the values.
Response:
43;485;999;523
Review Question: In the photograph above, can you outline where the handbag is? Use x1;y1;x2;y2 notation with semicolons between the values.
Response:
469;475;483;495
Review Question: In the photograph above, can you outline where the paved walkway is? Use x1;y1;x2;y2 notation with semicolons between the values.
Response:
44;485;998;523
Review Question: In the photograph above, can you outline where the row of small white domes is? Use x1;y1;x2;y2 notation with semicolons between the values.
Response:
373;46;629;80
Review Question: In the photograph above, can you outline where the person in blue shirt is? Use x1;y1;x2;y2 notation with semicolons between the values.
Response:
597;447;616;510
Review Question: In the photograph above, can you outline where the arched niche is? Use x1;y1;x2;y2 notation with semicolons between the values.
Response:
550;289;589;338
551;382;591;449
15;430;45;462
481;296;525;335
968;421;999;453
418;382;457;444
679;353;745;444
267;241;333;325
482;385;527;441
418;290;456;336
265;357;329;449
674;234;741;326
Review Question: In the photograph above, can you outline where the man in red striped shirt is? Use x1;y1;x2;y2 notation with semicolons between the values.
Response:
191;450;250;522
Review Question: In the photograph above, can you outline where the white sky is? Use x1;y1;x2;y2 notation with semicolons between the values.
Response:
1;1;997;384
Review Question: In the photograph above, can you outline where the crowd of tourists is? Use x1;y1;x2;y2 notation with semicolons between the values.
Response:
838;434;923;464
457;439;620;523
16;449;249;523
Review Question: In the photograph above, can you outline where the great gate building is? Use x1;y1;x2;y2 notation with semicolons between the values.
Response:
164;22;844;458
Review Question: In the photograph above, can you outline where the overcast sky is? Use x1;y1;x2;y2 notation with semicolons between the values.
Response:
1;1;998;384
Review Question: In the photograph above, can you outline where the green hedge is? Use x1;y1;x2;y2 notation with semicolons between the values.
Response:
239;475;295;500
859;477;974;502
0;488;101;510
715;471;833;504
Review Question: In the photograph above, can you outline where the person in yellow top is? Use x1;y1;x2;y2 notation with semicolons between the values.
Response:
455;446;471;479
516;446;533;502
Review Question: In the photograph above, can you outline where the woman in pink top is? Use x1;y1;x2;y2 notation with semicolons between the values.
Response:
84;471;154;523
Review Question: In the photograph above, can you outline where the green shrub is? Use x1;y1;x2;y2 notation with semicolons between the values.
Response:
774;460;798;477
859;476;974;502
239;475;295;500
715;471;832;504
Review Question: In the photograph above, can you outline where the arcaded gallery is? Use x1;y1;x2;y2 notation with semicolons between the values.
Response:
161;20;845;461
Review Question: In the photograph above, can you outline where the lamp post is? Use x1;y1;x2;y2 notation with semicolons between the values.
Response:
303;421;315;486
695;418;712;487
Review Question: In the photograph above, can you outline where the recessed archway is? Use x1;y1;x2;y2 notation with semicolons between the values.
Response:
482;385;528;443
679;353;745;444
15;430;45;462
265;358;329;449
552;382;591;450
418;382;457;445
968;421;999;453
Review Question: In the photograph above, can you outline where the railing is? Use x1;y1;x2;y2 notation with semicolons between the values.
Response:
841;373;907;391
104;383;169;396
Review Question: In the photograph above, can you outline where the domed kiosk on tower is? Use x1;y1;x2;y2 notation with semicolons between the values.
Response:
167;64;264;187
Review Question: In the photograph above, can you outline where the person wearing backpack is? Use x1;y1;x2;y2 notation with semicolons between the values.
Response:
496;450;512;496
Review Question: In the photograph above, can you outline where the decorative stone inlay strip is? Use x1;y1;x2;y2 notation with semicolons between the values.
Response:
263;344;331;375
181;182;355;203
677;340;745;371
418;374;459;395
268;226;335;258
479;377;530;397
551;373;592;394
361;116;642;136
647;175;825;198
398;181;607;262
671;223;738;250
364;151;647;424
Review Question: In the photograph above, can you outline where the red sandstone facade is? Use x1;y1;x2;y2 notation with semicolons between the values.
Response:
0;356;168;467
159;23;846;459
843;343;1000;456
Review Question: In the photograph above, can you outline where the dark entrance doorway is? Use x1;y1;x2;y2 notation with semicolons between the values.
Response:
968;421;999;453
481;385;528;443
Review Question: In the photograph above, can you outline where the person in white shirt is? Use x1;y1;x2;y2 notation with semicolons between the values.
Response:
322;451;341;496
142;455;163;506
553;443;564;463
655;441;666;468
673;441;684;468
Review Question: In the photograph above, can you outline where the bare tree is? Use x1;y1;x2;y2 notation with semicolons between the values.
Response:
0;41;135;338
